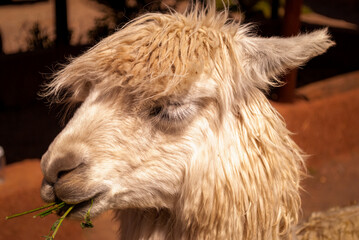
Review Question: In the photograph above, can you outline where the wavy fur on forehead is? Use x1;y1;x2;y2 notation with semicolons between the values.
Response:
41;4;249;106
41;3;333;107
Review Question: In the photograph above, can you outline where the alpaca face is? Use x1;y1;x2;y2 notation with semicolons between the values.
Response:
40;71;219;218
40;9;334;230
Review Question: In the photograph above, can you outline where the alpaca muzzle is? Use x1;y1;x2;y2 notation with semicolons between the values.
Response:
40;148;108;205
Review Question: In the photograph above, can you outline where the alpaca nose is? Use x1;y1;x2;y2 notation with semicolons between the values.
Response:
41;150;84;184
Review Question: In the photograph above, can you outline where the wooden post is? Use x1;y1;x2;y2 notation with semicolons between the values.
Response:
276;0;303;102
55;0;69;47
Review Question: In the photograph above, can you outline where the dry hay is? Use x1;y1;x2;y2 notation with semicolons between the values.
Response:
296;204;359;240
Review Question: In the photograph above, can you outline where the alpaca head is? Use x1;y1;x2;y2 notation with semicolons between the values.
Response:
40;7;334;239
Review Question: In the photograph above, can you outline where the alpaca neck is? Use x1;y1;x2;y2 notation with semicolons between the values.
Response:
116;208;242;240
116;208;174;240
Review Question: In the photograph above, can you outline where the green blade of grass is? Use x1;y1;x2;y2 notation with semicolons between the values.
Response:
50;205;74;239
5;202;56;220
42;236;54;240
6;200;94;239
34;202;66;218
81;199;94;229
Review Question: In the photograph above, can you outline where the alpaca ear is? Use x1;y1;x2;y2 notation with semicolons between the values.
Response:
239;29;335;83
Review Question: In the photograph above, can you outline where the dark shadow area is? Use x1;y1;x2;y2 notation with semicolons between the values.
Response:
0;46;89;164
0;0;48;6
303;0;359;26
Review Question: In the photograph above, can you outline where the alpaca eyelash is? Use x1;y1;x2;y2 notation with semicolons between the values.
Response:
149;106;163;117
149;103;195;122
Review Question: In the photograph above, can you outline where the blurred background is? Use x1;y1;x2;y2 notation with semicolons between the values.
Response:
0;0;358;239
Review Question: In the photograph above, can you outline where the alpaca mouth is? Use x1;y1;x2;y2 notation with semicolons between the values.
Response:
41;178;108;218
54;191;109;220
56;198;94;217
55;189;103;206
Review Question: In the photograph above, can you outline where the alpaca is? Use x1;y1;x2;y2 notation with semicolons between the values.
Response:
39;5;334;240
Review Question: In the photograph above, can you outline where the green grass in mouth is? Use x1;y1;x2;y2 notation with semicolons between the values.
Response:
5;199;94;240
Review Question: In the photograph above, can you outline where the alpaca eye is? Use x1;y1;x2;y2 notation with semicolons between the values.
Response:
149;106;163;117
149;102;195;122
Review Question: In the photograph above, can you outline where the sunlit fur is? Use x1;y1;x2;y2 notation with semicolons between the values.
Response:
40;4;334;240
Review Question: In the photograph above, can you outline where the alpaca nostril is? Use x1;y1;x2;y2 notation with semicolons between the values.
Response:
57;167;78;180
41;150;85;184
57;170;69;179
